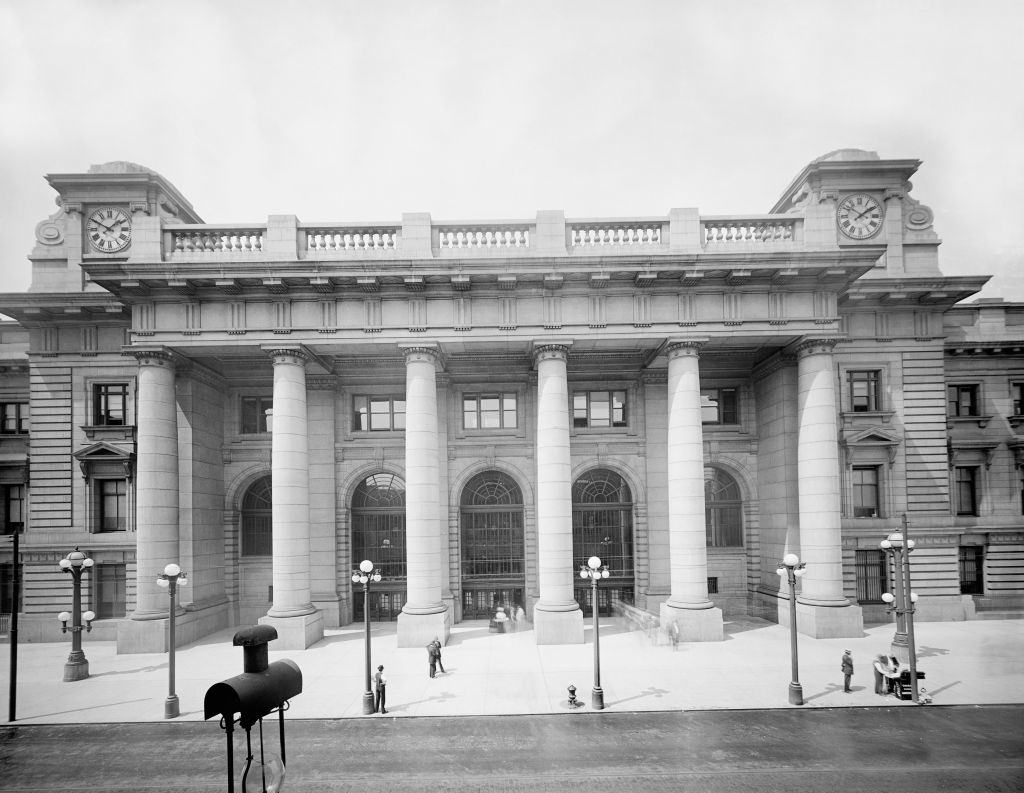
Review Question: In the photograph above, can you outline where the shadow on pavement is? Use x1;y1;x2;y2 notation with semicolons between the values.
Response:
607;685;671;708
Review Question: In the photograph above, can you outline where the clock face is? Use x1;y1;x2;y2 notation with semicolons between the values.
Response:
87;206;132;252
837;193;883;240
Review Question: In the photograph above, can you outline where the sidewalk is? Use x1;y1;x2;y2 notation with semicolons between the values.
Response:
3;617;1023;724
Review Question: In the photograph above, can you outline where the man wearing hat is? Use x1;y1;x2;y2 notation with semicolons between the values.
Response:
841;649;854;693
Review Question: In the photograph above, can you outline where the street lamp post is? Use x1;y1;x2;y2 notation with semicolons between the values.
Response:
351;559;382;715
579;555;609;710
157;563;188;719
776;552;807;705
57;547;95;682
880;522;919;703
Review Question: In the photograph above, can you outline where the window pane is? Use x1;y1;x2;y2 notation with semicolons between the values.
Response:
463;397;478;429
701;392;719;423
353;396;368;431
612;391;626;426
480;395;500;428
853;467;879;517
573;393;588;427
99;479;127;531
393;400;405;430
590;392;609;426
369;398;391;430
719;389;737;423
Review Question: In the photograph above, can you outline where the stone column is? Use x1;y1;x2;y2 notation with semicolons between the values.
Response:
397;343;450;647
532;341;583;644
258;346;324;649
795;338;863;637
660;339;723;641
117;348;179;653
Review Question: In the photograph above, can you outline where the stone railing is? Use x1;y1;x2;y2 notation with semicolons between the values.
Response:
435;224;532;250
167;225;266;254
702;216;799;244
570;221;665;247
303;224;399;251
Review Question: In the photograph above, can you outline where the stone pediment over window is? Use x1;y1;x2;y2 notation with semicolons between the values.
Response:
72;442;135;480
947;438;1000;469
841;426;902;467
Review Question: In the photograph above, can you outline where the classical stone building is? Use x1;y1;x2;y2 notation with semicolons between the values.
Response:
1;150;1021;652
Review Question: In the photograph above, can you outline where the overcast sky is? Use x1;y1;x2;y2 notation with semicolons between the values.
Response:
1;0;1022;301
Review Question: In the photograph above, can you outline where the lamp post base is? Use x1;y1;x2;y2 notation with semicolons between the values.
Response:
592;686;604;710
63;649;89;682
788;682;804;706
363;691;376;715
164;694;180;719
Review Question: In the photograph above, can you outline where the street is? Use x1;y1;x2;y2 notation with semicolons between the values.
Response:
2;705;1022;792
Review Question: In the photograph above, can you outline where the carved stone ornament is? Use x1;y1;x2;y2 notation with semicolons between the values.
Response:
130;201;151;217
901;182;934;231
34;208;66;246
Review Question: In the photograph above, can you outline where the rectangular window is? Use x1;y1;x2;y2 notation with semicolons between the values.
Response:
353;396;406;431
958;546;984;595
93;564;127;619
849;371;881;412
947;384;979;417
855;549;888;603
1013;382;1024;416
2;484;25;534
97;479;127;531
93;384;128;426
0;402;29;434
242;513;272;557
463;393;517;430
701;388;739;424
954;466;979;516
573;390;627;428
852;466;880;517
240;396;273;434
707;576;719;595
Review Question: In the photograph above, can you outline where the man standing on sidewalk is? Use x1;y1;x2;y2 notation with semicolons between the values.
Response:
841;649;854;693
374;664;388;713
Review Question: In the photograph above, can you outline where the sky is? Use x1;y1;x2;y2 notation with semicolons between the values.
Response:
1;0;1022;302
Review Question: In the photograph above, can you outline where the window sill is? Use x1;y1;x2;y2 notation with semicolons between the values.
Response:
81;424;135;442
841;410;896;425
947;415;993;429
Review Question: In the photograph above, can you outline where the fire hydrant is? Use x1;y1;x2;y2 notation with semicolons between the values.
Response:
567;684;583;708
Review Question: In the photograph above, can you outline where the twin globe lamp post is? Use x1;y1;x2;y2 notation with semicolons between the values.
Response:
57;548;96;682
775;552;807;706
157;563;188;718
880;528;920;703
579;555;610;710
351;559;382;715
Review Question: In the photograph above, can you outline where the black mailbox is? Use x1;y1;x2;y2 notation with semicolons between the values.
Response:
204;625;303;793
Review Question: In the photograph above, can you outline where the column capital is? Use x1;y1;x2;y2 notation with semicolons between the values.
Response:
398;342;443;367
125;345;177;369
261;344;312;365
794;337;842;357
665;337;709;359
532;339;572;366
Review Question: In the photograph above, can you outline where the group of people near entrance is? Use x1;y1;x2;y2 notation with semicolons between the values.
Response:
490;604;526;633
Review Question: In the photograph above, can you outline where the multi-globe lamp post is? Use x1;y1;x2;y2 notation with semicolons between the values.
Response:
157;563;188;719
880;527;919;703
351;559;382;715
579;555;610;710
776;552;807;705
57;547;95;682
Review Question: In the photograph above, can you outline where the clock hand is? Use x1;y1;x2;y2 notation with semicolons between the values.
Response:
92;217;115;232
853;206;877;221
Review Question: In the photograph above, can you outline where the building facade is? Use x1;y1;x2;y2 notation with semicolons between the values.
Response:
0;150;1021;652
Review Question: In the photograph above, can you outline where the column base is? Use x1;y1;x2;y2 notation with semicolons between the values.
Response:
533;606;583;645
258;610;324;650
396;608;450;648
660;603;724;642
788;599;864;639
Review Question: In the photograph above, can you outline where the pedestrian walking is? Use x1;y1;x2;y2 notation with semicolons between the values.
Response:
494;605;508;633
515;604;525;628
669;620;680;651
427;641;438;678
510;604;519;632
432;636;445;674
841;649;854;693
373;664;387;713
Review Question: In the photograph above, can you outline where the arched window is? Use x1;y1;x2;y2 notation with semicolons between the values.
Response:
573;468;634;612
705;466;743;547
460;471;525;619
352;473;406;580
352;473;406;621
241;476;272;557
